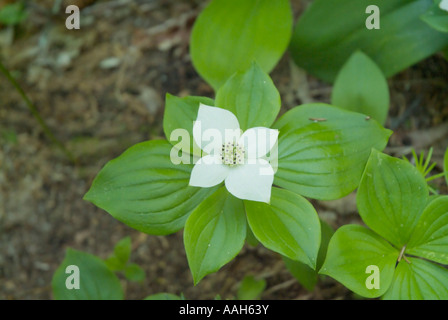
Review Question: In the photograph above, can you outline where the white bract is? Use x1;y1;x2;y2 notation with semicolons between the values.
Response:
440;0;448;12
189;104;278;203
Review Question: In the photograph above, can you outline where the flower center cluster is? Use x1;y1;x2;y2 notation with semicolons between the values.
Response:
221;142;245;166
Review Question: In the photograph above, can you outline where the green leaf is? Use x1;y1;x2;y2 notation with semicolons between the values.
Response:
283;219;334;291
245;223;259;247
245;188;321;268
237;276;267;300
104;256;126;272
215;62;281;131
52;248;124;300
184;187;246;285
383;258;448;300
320;225;398;299
357;149;429;248
290;0;448;83
113;236;131;265
144;293;183;300
124;263;146;282
272;104;392;200
283;255;317;292
444;147;448;186
84;140;217;235
163;94;214;157
407;196;448;264
331;51;389;125
190;0;292;90
421;0;448;33
0;2;27;26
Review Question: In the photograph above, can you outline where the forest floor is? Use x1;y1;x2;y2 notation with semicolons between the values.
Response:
1;0;447;300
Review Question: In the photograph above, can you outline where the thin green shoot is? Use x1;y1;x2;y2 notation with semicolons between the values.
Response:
403;147;448;194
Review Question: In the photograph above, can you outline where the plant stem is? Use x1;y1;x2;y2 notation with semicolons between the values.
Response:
426;171;448;182
422;147;433;173
424;162;437;177
0;59;76;163
398;245;411;264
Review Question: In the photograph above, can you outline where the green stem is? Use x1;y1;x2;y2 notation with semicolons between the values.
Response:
427;184;438;195
418;149;425;168
423;162;437;177
426;171;448;182
0;59;75;163
422;147;433;173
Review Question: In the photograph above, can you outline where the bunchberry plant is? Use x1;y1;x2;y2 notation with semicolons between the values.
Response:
82;0;395;287
321;149;448;299
77;0;444;300
290;0;448;82
52;236;145;300
84;61;391;284
103;236;145;283
53;240;266;300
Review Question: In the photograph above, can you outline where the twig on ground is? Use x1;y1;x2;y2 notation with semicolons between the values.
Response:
0;59;76;163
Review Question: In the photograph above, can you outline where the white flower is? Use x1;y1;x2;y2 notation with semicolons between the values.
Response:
189;104;278;203
440;0;448;12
